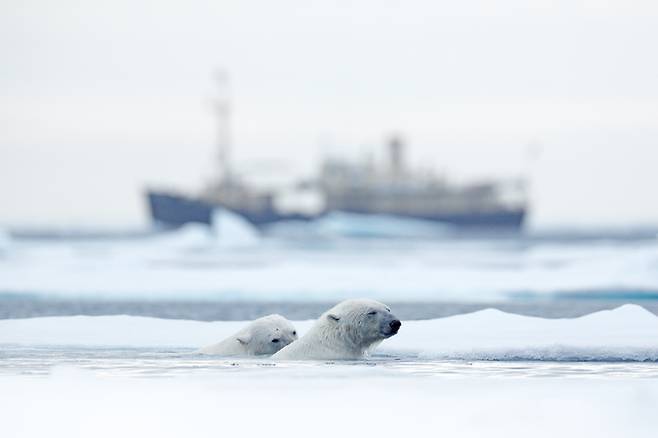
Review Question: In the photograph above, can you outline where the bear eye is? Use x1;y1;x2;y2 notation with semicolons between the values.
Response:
292;331;297;336
367;311;377;316
271;339;280;343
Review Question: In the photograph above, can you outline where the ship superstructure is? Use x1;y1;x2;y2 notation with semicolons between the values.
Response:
316;137;526;227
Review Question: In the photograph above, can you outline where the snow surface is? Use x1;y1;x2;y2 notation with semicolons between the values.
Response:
2;371;658;438
3;304;658;361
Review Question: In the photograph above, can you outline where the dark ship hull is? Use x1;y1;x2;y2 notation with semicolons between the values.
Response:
147;191;526;230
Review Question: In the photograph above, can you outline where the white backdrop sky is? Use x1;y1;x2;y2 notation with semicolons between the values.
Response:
1;0;657;227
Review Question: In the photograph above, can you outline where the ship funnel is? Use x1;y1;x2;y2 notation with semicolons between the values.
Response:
388;135;405;176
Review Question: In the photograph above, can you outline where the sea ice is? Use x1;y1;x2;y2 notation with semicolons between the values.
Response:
2;304;657;361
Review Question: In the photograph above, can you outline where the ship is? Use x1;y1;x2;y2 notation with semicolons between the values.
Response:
146;75;527;232
147;135;526;230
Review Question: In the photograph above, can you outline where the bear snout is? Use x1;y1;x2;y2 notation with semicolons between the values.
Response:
389;319;401;334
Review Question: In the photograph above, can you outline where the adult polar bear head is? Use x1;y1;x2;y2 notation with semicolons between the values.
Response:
198;314;298;356
272;299;401;360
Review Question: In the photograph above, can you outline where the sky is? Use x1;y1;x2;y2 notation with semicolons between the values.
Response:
1;0;658;228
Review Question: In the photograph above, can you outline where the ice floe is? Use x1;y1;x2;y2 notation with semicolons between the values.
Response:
2;304;657;361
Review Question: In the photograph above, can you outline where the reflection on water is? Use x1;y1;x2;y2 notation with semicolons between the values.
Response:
3;346;658;379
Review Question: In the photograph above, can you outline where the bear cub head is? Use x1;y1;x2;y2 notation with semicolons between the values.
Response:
236;314;298;355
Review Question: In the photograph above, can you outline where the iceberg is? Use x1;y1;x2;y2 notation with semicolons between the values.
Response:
211;208;260;248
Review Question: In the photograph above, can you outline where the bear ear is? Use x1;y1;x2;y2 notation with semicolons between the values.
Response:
236;334;251;345
327;313;340;322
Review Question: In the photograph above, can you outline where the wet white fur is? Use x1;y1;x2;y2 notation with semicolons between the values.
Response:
272;299;400;360
198;314;297;356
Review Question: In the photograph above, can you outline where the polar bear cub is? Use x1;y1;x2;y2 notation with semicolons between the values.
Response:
272;299;401;360
199;314;298;356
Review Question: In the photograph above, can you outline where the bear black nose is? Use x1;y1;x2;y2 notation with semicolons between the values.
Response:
389;320;401;333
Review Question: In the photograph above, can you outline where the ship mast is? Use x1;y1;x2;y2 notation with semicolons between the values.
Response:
214;70;232;183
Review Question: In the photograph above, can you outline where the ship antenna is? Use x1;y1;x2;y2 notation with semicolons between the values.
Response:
214;70;232;183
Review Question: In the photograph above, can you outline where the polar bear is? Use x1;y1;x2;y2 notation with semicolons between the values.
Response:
272;299;401;360
198;314;298;356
